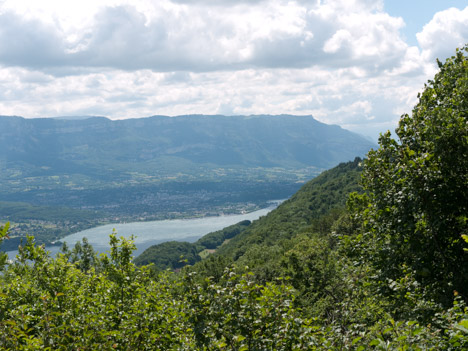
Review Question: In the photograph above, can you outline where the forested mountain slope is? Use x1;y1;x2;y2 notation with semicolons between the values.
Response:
135;158;362;272
215;157;362;260
134;220;251;269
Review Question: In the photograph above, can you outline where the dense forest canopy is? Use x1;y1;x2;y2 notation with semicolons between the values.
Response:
352;46;468;307
0;46;467;349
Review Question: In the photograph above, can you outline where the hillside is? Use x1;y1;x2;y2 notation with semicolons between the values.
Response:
136;158;362;273
215;157;362;260
134;220;251;269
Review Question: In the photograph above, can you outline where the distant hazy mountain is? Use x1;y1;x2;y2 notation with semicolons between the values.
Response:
0;114;376;217
0;114;374;173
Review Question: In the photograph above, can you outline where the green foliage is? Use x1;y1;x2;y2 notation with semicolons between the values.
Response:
0;235;193;349
196;158;363;286
2;232;465;349
463;234;468;252
0;234;334;349
0;222;10;270
67;237;100;272
281;233;343;319
183;269;329;350
134;220;252;270
351;46;468;307
196;220;251;250
215;158;363;262
134;241;201;270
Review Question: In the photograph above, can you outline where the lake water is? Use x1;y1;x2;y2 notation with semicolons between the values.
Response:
6;204;278;260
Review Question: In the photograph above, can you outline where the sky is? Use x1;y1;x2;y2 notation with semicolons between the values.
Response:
0;0;467;140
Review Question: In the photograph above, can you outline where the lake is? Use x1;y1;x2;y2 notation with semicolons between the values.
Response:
6;203;279;260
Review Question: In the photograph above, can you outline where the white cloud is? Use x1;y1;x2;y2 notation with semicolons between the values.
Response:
323;29;352;54
0;0;411;73
0;11;67;68
417;6;468;65
0;0;466;140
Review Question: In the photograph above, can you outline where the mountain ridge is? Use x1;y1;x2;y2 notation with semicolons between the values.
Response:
0;114;375;171
0;114;375;217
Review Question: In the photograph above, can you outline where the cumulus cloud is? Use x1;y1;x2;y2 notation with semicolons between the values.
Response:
0;0;412;73
0;0;467;140
171;0;268;5
0;12;68;68
417;6;468;65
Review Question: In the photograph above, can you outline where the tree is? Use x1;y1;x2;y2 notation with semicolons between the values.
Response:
354;46;468;306
0;222;9;270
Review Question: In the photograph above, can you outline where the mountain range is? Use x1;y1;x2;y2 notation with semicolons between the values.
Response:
0;114;374;171
0;114;375;216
